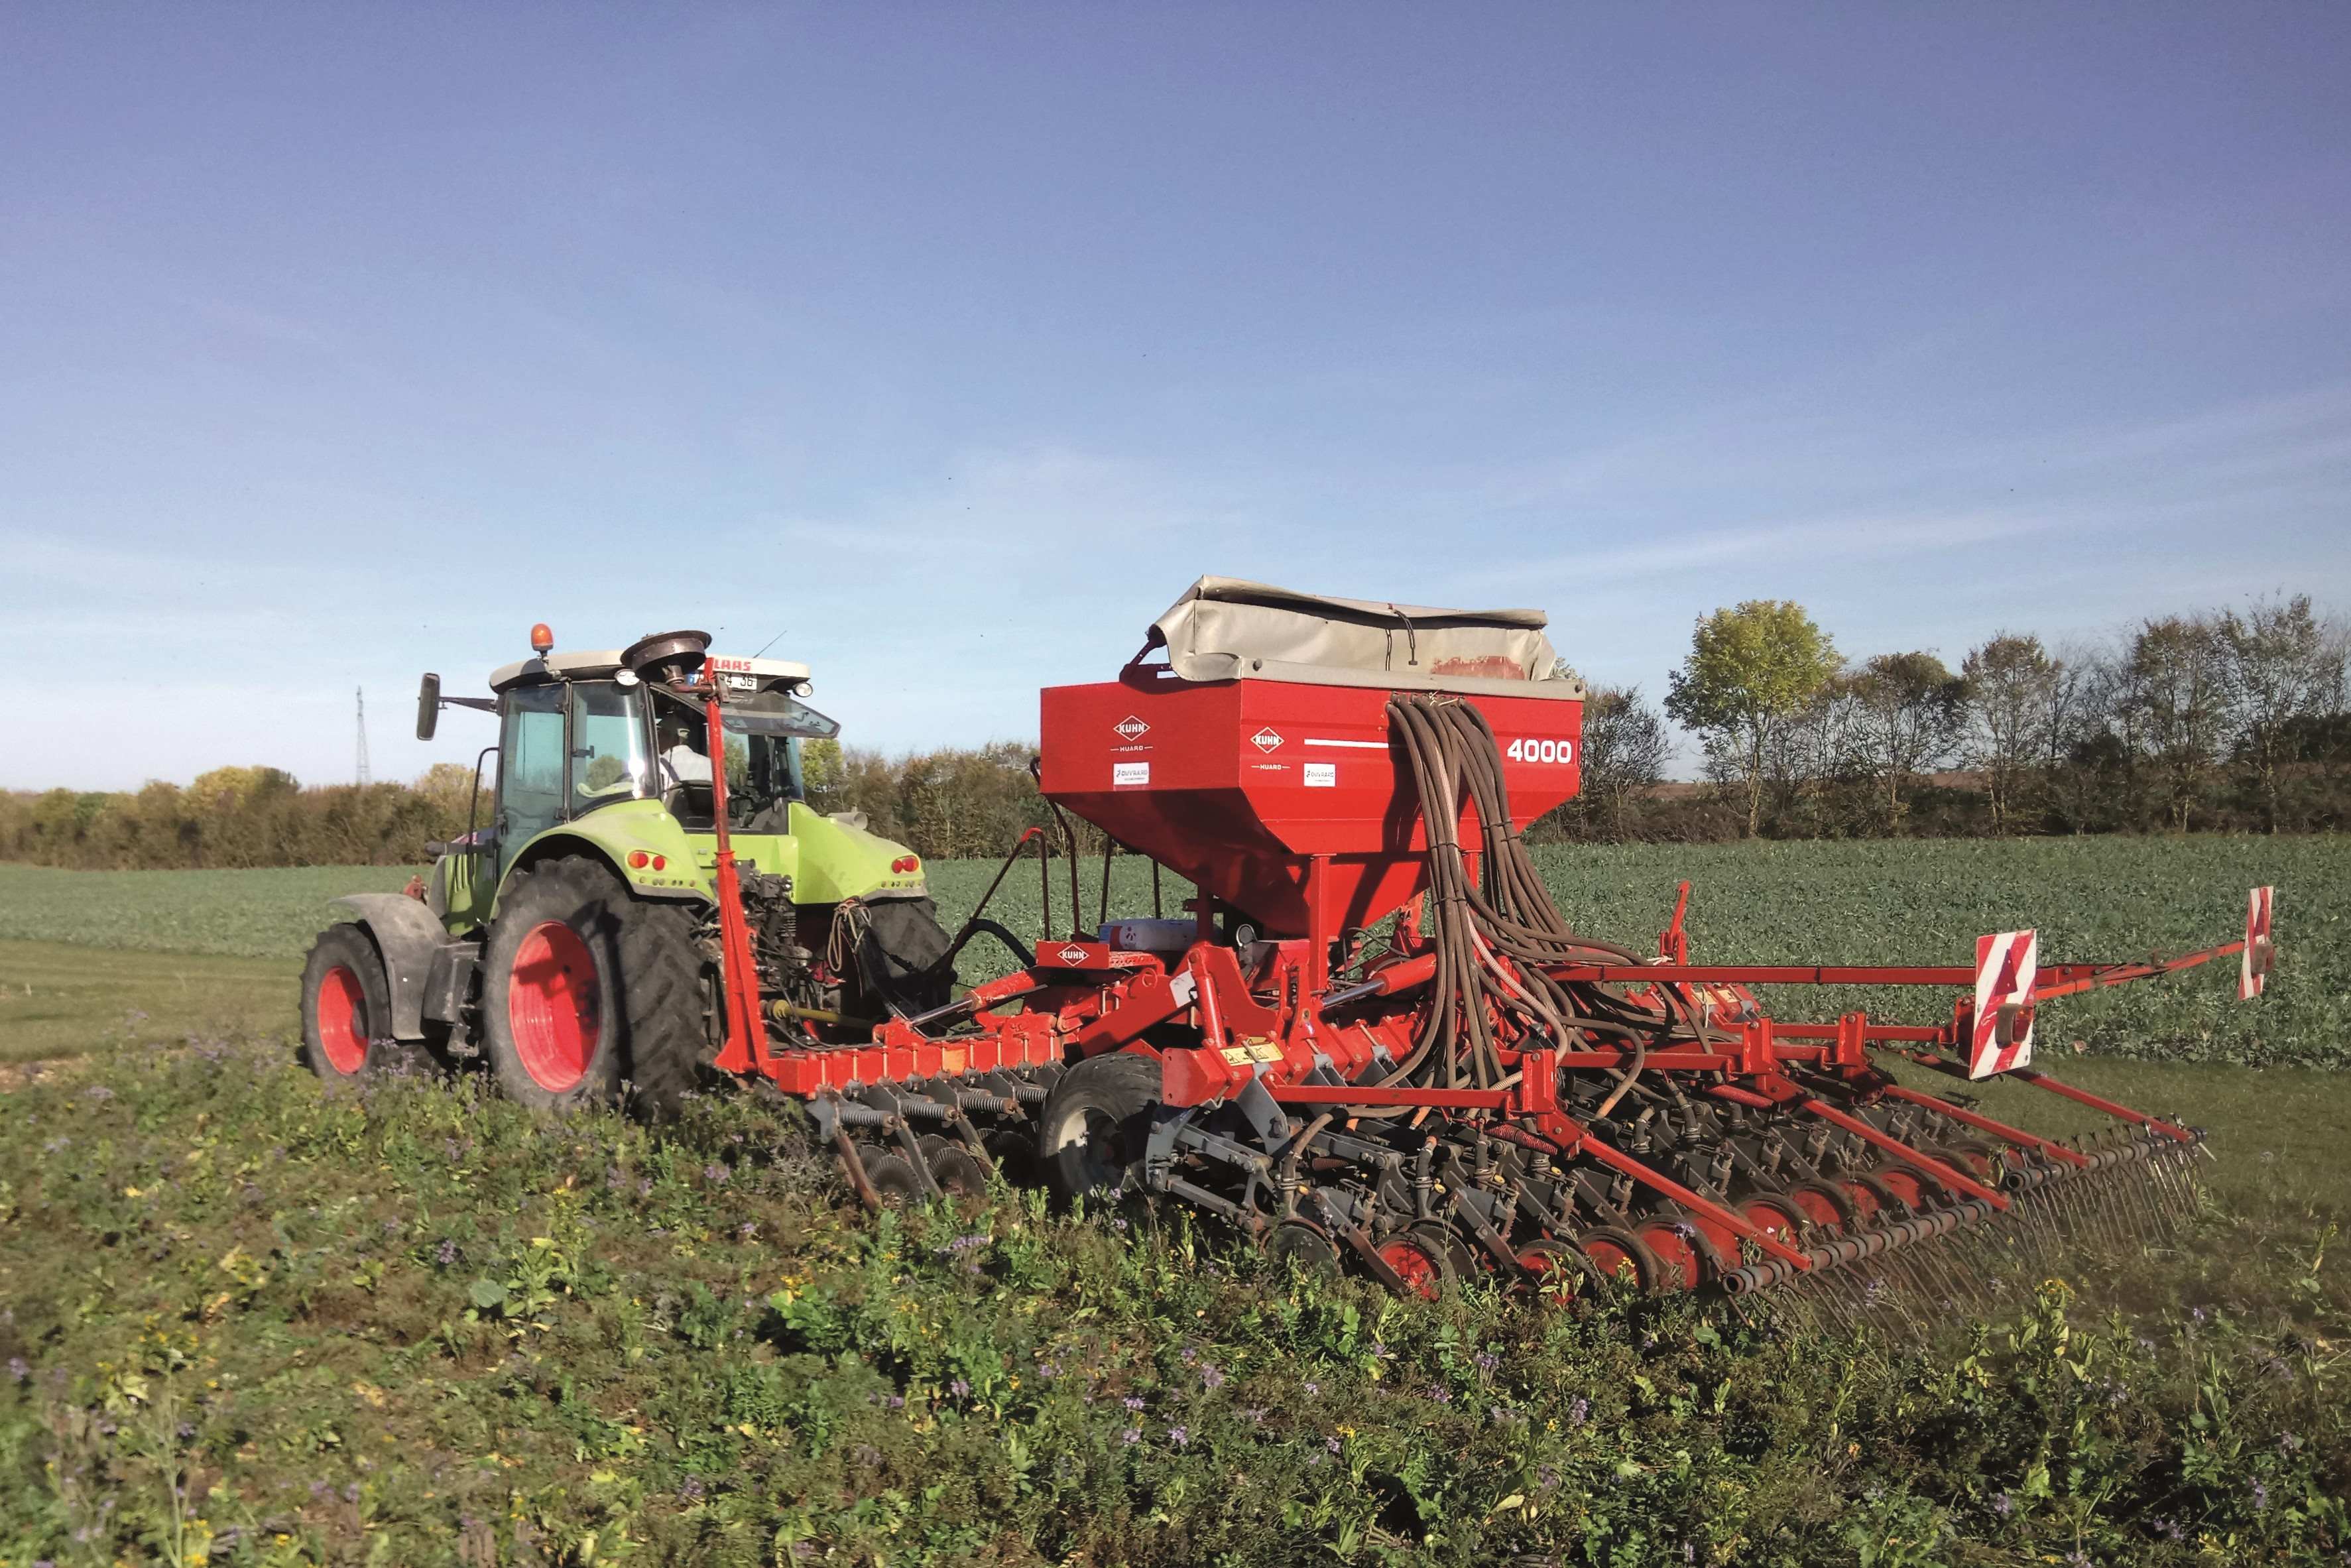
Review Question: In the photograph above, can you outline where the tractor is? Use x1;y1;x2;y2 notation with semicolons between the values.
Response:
298;625;951;1117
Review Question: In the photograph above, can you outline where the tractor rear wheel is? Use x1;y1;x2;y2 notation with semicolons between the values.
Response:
300;923;428;1084
481;856;707;1116
1038;1052;1163;1204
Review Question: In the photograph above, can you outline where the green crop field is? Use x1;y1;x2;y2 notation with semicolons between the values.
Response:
3;840;2347;1565
4;834;2341;1065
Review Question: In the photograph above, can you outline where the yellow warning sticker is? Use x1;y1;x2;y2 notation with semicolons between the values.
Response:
1219;1046;1255;1067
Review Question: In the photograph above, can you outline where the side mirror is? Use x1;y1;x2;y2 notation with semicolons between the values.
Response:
416;673;442;741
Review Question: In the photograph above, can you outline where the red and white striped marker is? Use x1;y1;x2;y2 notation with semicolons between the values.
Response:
2240;886;2275;1001
1969;928;2039;1080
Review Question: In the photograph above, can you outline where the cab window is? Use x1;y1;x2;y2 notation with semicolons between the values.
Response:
570;680;650;815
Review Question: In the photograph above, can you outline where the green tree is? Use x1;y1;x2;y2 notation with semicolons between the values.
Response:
1960;634;2061;835
2216;594;2348;832
1665;601;1840;836
1848;650;1966;831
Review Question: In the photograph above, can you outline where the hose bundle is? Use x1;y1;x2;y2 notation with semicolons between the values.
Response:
1380;694;1716;1094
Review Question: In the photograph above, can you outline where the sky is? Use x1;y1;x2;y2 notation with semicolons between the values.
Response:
3;4;2348;790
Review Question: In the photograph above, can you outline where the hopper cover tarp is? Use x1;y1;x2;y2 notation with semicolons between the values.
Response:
1146;576;1579;696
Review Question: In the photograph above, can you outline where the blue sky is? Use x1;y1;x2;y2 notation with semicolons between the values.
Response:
4;4;2347;790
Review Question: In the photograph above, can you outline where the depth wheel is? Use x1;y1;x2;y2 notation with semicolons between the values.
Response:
1576;1225;1661;1291
1038;1052;1163;1204
1632;1214;1715;1291
1268;1219;1343;1276
1374;1231;1447;1300
480;856;707;1116
1784;1178;1855;1235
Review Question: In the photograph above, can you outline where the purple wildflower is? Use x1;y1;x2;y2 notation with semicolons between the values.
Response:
1201;1363;1225;1391
1168;1425;1189;1448
1423;1385;1451;1404
1123;1396;1145;1412
1474;1351;1500;1375
1303;1380;1321;1396
434;1238;459;1267
703;1164;729;1184
853;1444;881;1467
2252;1480;2269;1513
1538;1465;1559;1490
1569;1395;1589;1426
1991;1492;2014;1518
1326;1436;1342;1453
6;1357;27;1384
1121;1427;1141;1445
680;1476;705;1501
950;1378;971;1400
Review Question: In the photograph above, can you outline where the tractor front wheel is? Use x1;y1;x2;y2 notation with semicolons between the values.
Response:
482;857;707;1115
300;923;426;1084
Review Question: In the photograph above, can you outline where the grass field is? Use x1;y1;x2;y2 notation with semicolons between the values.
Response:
2;841;2347;1564
4;834;2342;1065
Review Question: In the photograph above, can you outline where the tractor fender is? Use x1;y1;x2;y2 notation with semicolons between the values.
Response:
331;894;446;1040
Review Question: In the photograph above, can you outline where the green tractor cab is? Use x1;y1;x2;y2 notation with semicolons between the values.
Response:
299;627;949;1113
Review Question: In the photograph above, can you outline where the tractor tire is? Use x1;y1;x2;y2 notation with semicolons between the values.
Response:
300;923;430;1084
854;896;955;1014
480;856;707;1116
1038;1051;1163;1204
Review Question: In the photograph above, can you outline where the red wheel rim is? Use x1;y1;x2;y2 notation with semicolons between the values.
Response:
1376;1237;1443;1300
1739;1198;1801;1246
1516;1242;1581;1299
509;920;601;1092
1788;1185;1845;1232
1634;1221;1706;1290
1876;1167;1929;1209
1842;1179;1884;1223
1690;1213;1742;1262
1579;1236;1644;1286
316;964;367;1074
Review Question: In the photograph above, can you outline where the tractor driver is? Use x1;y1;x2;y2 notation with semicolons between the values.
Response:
660;716;714;786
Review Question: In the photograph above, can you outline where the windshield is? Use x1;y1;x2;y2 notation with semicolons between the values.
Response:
570;681;652;815
649;686;829;827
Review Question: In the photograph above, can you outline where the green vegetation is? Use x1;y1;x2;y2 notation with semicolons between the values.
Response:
1;1035;2344;1566
1;841;2348;1563
0;944;300;1068
6;833;2339;1066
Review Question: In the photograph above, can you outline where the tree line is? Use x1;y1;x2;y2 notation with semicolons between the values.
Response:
7;593;2344;871
1550;591;2350;842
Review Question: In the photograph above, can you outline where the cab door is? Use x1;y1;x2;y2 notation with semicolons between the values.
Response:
495;682;568;880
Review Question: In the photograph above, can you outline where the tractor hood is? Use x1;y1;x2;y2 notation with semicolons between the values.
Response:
490;799;924;916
